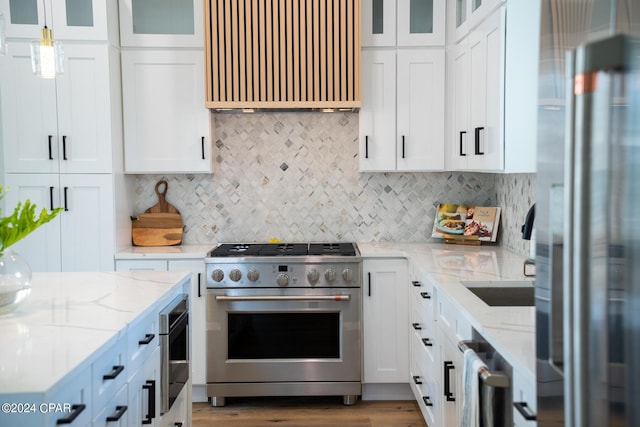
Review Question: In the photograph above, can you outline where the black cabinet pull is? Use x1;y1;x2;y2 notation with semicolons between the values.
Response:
106;405;128;422
63;187;69;211
141;380;156;424
412;323;422;330
365;135;369;159
422;396;433;407
412;375;422;385
444;361;455;401
514;402;537;421
422;338;433;347
48;135;54;160
201;136;205;159
367;272;371;297
138;333;155;345
412;280;421;287
175;423;184;427
197;273;202;298
49;186;55;211
62;135;68;160
459;131;467;156
474;127;485;155
402;135;405;158
420;292;431;299
56;404;86;425
103;365;124;380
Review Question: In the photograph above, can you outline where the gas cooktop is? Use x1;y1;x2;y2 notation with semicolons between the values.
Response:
208;242;358;258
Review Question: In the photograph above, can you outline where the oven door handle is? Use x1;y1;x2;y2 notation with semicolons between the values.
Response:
215;295;351;302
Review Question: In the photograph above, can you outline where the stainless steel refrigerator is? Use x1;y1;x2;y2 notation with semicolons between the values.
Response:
536;1;640;425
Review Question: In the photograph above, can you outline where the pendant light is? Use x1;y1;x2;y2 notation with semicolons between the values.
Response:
0;12;7;56
29;1;64;78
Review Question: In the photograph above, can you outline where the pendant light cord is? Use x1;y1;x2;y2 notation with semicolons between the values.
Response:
42;0;47;28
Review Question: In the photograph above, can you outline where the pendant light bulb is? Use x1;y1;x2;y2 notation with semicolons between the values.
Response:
0;12;7;56
30;26;64;78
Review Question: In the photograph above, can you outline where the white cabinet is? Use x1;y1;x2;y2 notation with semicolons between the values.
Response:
158;379;192;427
362;258;409;383
362;0;445;47
3;173;115;272
359;48;445;171
116;257;207;402
0;42;114;174
512;369;537;426
408;269;439;426
0;0;113;40
437;325;465;427
128;346;161;427
453;0;504;42
121;49;212;174
449;1;539;173
118;0;203;47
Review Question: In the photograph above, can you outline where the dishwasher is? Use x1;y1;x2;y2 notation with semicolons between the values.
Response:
458;329;512;427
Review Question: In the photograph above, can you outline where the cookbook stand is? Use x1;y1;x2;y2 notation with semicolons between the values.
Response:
443;236;482;246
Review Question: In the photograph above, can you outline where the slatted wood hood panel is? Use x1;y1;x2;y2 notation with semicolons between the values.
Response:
205;0;361;109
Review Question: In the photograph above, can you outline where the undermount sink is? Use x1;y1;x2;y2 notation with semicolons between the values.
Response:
461;280;535;307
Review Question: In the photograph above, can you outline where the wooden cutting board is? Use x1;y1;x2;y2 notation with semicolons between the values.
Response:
132;213;183;246
132;180;183;246
145;180;180;214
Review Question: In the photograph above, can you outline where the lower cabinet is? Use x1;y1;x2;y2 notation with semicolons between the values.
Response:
115;258;206;401
127;347;161;426
437;325;465;427
362;258;409;383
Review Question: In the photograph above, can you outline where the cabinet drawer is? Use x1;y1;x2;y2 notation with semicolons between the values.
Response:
437;291;471;341
92;334;128;417
513;368;537;426
115;260;168;272
93;383;128;426
409;337;439;426
44;364;92;427
127;310;159;377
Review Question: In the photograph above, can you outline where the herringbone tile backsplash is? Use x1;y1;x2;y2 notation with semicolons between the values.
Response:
134;112;534;255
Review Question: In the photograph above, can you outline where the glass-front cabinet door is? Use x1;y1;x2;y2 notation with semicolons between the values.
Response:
362;0;444;47
454;0;504;41
118;0;203;47
0;0;108;40
397;0;444;46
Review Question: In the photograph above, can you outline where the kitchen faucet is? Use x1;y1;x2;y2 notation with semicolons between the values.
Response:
521;204;535;276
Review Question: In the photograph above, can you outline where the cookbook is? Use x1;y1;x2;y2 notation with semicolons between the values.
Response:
431;204;501;243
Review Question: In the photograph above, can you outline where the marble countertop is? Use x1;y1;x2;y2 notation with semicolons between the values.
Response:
358;242;536;383
115;244;216;260
0;271;190;395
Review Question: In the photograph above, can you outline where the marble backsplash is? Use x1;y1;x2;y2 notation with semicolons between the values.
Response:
134;113;535;255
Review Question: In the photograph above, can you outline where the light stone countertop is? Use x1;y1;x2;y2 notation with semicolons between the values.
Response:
0;271;190;395
357;242;536;385
115;244;216;260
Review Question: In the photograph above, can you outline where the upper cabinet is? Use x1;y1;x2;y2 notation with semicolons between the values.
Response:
118;0;203;47
204;0;361;109
121;49;212;173
362;0;445;47
0;0;114;41
453;0;504;42
449;1;539;173
0;42;115;174
359;48;445;172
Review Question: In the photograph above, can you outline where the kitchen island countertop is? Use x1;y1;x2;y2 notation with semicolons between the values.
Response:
358;242;535;385
0;271;190;395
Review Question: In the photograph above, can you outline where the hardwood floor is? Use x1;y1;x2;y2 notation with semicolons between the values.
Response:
192;397;427;427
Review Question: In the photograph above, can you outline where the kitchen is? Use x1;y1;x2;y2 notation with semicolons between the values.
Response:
0;0;637;426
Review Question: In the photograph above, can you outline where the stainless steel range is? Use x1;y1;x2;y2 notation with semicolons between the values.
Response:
205;242;362;406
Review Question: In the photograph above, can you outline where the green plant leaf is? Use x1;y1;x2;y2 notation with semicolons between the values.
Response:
0;185;63;253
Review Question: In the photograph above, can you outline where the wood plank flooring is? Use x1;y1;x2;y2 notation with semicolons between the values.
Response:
193;397;427;427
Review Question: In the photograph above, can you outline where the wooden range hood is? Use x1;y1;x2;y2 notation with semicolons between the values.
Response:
204;0;361;110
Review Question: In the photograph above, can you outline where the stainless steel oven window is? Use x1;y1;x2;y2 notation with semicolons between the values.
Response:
160;294;190;414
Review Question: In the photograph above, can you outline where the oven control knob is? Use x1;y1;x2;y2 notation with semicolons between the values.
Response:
247;268;260;282
229;269;242;282
324;268;337;282
277;273;289;287
307;268;320;284
211;269;224;282
342;268;354;282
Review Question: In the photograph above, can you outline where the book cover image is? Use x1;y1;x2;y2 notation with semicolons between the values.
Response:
431;204;501;242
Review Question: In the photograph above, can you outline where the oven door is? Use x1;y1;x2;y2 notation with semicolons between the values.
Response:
206;287;361;383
